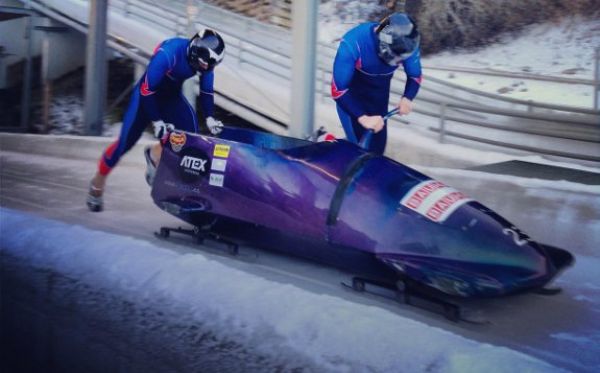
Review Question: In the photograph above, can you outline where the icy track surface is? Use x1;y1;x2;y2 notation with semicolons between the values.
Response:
0;207;572;373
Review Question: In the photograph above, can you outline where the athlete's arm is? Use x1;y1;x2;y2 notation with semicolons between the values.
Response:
140;51;171;121
331;40;367;118
401;47;422;101
199;71;215;119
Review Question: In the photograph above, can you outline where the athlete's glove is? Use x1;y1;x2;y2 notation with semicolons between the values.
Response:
206;117;223;135
152;120;175;139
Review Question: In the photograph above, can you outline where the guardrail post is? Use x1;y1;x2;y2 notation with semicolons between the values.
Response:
594;47;599;112
84;0;108;136
124;0;130;16
290;0;318;138
439;102;447;143
527;100;533;113
20;0;33;132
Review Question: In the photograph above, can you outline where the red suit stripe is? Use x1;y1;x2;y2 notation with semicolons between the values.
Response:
355;57;362;70
140;75;155;96
98;141;119;176
331;80;348;99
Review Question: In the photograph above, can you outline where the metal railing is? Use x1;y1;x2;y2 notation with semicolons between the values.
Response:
422;65;596;86
25;0;600;163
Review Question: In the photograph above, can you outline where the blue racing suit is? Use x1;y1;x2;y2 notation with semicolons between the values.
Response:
98;37;215;175
331;22;422;154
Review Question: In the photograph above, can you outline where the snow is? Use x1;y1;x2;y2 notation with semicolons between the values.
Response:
424;18;600;79
318;0;386;44
424;70;595;108
0;206;567;372
422;17;600;108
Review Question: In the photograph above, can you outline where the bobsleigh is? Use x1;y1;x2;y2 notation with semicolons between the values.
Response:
150;124;574;304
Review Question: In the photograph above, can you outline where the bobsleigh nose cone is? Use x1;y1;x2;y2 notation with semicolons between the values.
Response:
379;239;574;298
470;240;573;296
535;243;575;284
508;240;575;291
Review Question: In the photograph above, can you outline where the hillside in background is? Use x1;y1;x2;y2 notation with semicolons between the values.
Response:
202;1;600;55
319;0;600;54
406;0;600;54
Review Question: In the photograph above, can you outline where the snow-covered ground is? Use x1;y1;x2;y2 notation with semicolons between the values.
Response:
411;17;599;108
0;206;588;372
424;18;600;80
318;0;385;43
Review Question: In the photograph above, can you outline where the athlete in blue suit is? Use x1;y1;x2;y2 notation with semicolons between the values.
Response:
331;13;422;154
87;30;225;212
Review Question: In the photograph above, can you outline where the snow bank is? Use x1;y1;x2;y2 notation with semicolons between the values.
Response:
424;17;600;79
0;207;563;372
318;0;385;44
422;17;600;107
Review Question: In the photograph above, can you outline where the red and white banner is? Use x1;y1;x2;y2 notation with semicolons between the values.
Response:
400;180;472;223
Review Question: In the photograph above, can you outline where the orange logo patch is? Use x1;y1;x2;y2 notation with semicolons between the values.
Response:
169;132;187;152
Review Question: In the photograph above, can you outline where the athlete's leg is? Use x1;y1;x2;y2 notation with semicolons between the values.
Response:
336;104;361;144
89;87;149;201
369;126;387;155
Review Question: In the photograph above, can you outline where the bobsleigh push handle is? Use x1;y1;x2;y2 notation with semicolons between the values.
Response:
358;108;400;150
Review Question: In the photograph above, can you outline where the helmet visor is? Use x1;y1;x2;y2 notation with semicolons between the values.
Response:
193;47;221;71
188;32;225;72
377;34;420;66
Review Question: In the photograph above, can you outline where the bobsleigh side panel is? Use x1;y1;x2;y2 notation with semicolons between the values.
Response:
152;130;397;279
153;130;363;240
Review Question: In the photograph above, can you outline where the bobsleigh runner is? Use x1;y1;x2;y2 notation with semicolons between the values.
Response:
150;114;574;323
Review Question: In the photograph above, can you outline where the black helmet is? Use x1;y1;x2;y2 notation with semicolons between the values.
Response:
187;29;225;72
375;13;420;66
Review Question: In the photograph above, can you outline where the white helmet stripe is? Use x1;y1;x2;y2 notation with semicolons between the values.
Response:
208;47;224;62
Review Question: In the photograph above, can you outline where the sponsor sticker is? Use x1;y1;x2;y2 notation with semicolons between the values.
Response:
169;132;186;153
209;173;224;187
180;155;208;174
177;147;211;183
211;158;227;172
400;180;472;223
213;144;231;158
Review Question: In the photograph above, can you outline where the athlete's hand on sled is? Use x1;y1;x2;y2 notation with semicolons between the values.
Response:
206;117;223;135
152;120;175;139
358;115;385;133
397;97;413;116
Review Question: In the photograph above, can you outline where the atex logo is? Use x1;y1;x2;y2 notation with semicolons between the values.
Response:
180;156;207;174
178;148;210;182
